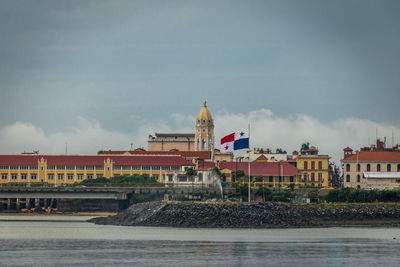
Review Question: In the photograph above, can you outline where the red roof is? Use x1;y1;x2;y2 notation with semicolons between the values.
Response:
342;151;400;162
197;161;215;171
256;155;268;161
100;150;211;160
343;147;353;151
0;154;193;167
219;161;301;176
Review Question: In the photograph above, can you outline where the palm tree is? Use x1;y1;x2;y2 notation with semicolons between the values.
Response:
186;167;197;190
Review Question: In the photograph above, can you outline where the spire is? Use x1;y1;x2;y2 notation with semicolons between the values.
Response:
203;100;207;107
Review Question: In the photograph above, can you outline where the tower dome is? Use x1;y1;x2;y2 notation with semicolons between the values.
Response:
195;100;214;152
196;100;213;122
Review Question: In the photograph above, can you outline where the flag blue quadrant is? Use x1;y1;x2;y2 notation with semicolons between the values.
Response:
234;138;249;150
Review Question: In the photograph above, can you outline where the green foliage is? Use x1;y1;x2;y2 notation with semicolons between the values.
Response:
72;174;163;187
325;188;400;203
301;142;310;151
186;167;197;178
308;189;320;203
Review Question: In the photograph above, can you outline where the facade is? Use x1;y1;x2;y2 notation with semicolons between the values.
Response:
0;154;197;186
218;161;301;187
148;133;195;151
293;147;330;187
242;150;289;162
342;139;400;189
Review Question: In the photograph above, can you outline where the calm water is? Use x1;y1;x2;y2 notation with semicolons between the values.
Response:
0;216;399;266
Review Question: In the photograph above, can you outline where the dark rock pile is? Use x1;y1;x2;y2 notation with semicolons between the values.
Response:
89;202;400;228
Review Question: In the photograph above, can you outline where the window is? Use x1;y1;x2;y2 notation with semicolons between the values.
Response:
10;166;18;170
377;164;381;172
76;166;85;170
346;164;350;172
77;175;83;180
357;164;361;172
171;166;180;171
153;175;159;180
357;174;360;183
56;166;65;170
66;166;75;170
20;166;28;170
178;176;187;182
30;165;38;170
0;166;8;170
86;166;94;170
387;164;391;172
122;166;131;171
47;165;55;170
168;175;173;182
48;174;54;180
367;164;371;172
67;175;74;180
21;174;27;180
162;166;170;171
152;166;160;170
304;161;308;169
95;166;104;171
11;174;17;180
132;166;140;170
269;176;273;183
142;166;150;170
346;175;350;183
397;164;400;172
318;161;322;170
318;173;322;182
311;173;315;182
1;174;7;180
290;176;294;183
311;161;315;170
31;175;37;180
87;175;93;179
58;174;64;180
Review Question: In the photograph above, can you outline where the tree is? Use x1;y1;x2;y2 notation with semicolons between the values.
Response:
301;142;310;151
265;148;272;154
234;170;245;182
186;167;197;189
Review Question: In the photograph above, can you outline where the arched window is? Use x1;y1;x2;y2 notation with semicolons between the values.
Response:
367;164;371;172
377;164;381;172
387;164;391;172
346;175;350;183
357;164;360;172
357;174;360;183
346;164;350;172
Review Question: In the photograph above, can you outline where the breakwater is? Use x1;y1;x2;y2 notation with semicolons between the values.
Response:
89;202;400;228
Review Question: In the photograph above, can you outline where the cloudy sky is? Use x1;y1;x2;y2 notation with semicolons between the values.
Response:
0;0;399;164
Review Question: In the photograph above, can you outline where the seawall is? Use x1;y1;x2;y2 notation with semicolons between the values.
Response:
89;201;400;228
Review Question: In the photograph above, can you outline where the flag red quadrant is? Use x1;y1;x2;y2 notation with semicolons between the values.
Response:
220;133;234;144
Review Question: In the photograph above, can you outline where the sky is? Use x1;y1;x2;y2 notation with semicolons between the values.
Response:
0;0;399;164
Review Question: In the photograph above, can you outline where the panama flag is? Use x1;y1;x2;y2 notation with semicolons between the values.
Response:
220;128;249;153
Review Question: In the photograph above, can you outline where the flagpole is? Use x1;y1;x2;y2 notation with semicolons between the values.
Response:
248;123;251;203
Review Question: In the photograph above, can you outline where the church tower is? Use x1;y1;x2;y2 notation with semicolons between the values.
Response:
195;101;214;151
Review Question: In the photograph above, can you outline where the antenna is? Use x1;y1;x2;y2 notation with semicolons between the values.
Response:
376;128;378;141
392;129;394;148
65;142;68;154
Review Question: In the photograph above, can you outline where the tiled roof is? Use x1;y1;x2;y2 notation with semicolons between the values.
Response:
0;154;193;167
342;151;400;162
197;161;215;171
101;150;211;160
343;147;353;151
155;133;195;138
218;161;301;176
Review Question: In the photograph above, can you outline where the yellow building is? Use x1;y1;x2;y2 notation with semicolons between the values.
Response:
0;154;194;186
293;147;330;187
195;101;215;151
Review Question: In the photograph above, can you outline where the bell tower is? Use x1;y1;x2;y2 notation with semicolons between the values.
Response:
195;100;214;151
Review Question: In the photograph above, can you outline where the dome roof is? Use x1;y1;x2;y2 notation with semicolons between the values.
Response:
196;101;213;121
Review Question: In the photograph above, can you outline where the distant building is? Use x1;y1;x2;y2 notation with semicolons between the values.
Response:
0;154;202;186
342;139;400;189
293;146;330;187
242;150;289;162
218;161;301;187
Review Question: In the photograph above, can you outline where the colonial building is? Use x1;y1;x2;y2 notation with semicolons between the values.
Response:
218;161;301;187
0;154;198;186
292;146;330;187
342;139;400;189
194;101;214;152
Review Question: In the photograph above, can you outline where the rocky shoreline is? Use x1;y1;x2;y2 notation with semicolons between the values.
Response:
88;201;400;228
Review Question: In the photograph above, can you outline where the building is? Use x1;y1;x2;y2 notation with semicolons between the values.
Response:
242;150;289;162
218;161;301;187
147;101;215;152
293;146;330;187
0;154;201;186
342;139;400;189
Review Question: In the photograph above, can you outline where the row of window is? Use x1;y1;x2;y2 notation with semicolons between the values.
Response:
303;161;324;170
345;163;400;172
346;174;363;183
2;174;37;180
1;174;95;181
0;165;181;171
303;173;323;182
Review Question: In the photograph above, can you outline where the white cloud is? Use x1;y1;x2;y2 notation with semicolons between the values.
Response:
0;110;399;165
